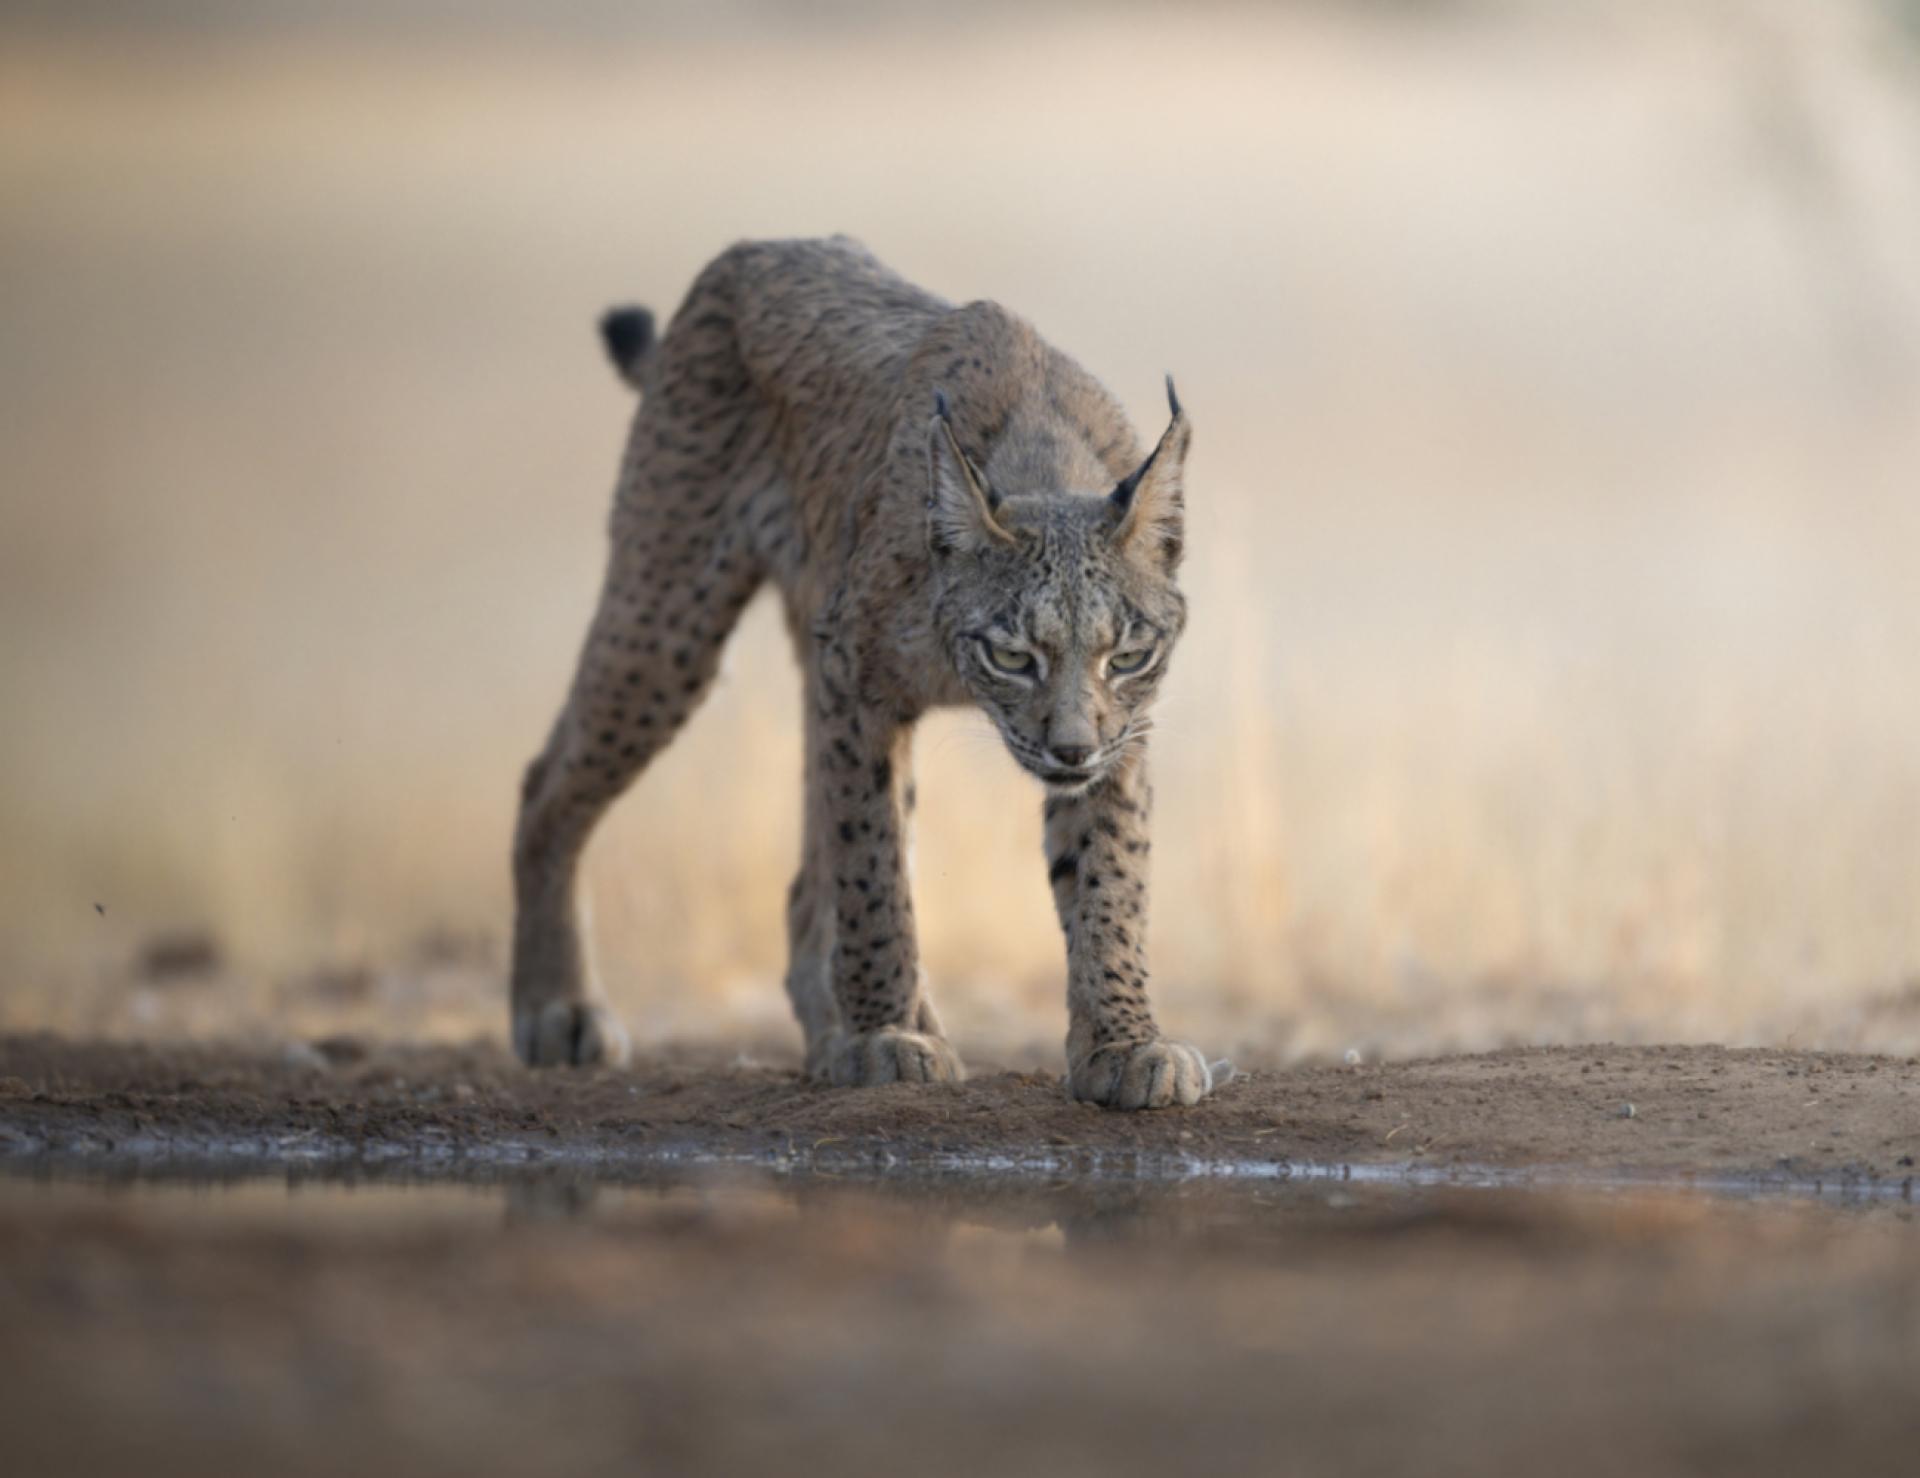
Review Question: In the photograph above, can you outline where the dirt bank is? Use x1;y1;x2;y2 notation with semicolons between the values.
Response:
2;1036;1916;1188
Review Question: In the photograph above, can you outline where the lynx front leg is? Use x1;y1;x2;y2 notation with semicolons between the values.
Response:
804;655;961;1087
1044;749;1211;1109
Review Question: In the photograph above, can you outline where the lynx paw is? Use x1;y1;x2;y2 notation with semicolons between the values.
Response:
513;1000;632;1069
1070;1038;1212;1110
827;1027;966;1087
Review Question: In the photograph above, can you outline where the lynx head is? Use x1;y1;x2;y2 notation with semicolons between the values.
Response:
926;383;1190;794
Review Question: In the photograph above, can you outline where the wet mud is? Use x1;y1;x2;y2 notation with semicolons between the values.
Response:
1;1036;1915;1191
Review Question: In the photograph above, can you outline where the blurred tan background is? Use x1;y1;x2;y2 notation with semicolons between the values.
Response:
3;0;1918;1063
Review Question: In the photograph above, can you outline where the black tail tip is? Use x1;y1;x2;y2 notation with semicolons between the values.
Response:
598;305;655;381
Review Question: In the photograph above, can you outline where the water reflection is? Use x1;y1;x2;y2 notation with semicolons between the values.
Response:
4;1162;1911;1261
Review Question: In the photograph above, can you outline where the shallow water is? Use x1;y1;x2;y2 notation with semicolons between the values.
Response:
4;1164;1917;1478
4;1154;1914;1252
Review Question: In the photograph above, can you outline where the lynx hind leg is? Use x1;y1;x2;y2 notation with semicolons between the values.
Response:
511;689;640;1069
783;863;840;1079
511;343;779;1067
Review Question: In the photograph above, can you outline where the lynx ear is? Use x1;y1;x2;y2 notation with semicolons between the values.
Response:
1108;376;1191;571
927;390;1012;556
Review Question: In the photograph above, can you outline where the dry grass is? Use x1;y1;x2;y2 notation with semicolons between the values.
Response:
2;1;1919;1059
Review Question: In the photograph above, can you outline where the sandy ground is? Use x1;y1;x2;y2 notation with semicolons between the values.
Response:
3;1038;1919;1477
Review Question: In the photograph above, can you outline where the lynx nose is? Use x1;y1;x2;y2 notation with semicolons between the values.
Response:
1048;743;1094;770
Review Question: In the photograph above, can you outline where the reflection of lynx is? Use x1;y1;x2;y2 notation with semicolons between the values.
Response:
511;237;1209;1109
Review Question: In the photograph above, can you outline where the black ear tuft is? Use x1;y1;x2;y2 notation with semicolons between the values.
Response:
1110;441;1162;517
1106;380;1190;570
927;388;1013;552
599;306;656;388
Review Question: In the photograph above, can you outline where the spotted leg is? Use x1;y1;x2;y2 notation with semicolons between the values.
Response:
801;643;960;1086
1044;747;1211;1108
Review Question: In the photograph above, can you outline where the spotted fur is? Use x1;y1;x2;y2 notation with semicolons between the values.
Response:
511;237;1212;1109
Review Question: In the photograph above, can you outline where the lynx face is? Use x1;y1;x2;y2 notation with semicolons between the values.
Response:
943;507;1185;792
927;388;1190;794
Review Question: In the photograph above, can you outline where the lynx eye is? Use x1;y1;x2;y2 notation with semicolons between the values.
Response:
985;642;1037;676
1108;646;1155;676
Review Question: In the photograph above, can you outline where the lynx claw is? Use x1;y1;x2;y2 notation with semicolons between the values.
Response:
514;1001;632;1068
826;1026;966;1087
1069;1038;1213;1110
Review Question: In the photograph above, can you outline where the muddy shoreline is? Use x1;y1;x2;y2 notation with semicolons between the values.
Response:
4;1036;1915;1193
